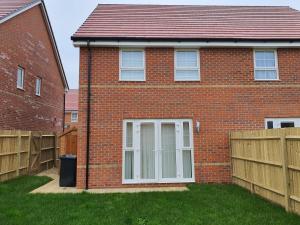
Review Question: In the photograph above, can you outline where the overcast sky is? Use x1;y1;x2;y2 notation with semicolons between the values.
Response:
43;0;300;89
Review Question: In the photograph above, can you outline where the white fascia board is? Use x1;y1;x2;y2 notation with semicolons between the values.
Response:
0;0;41;24
73;40;300;48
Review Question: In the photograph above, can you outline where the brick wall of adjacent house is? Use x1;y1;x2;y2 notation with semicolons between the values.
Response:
77;47;300;188
0;6;65;132
64;111;78;129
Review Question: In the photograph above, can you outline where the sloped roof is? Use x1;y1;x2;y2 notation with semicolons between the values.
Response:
0;0;38;21
0;0;69;89
65;89;78;111
72;4;300;41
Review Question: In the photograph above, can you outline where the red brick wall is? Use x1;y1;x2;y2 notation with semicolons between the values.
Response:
77;47;300;188
0;6;65;132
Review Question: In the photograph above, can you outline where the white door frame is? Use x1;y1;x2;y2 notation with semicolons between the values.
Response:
122;119;195;184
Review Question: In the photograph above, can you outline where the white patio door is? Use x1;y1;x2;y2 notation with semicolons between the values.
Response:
123;119;194;184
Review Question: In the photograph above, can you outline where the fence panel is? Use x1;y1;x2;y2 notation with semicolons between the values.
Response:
0;130;57;182
59;128;77;156
231;128;300;215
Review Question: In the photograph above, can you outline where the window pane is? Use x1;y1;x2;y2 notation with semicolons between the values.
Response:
281;122;295;128
126;122;133;148
265;59;275;68
161;123;177;178
267;121;274;129
71;112;78;122
175;70;199;81
265;51;275;60
17;68;24;88
140;123;155;179
255;59;266;67
121;70;144;81
176;51;198;67
255;51;265;60
183;122;190;147
125;151;134;179
255;51;276;68
183;150;192;178
255;70;277;80
36;78;41;95
122;51;143;68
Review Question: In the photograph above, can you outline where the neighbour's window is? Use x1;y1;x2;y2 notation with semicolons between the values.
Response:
35;77;42;96
120;49;145;81
254;50;278;80
17;66;24;89
175;50;200;81
71;112;78;123
265;118;300;129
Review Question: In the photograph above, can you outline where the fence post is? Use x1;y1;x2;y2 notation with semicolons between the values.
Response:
27;131;32;174
281;132;290;212
16;130;22;177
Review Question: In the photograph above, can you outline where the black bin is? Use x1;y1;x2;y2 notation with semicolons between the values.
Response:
59;155;77;187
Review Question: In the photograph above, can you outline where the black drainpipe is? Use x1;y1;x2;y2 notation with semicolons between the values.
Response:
62;92;66;132
86;41;92;190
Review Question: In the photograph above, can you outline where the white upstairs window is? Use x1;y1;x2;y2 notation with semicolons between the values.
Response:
120;49;145;81
254;50;279;80
175;50;200;81
35;77;42;96
71;112;78;123
17;66;24;89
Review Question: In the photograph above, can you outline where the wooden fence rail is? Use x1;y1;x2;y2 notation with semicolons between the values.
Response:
0;130;58;182
230;128;300;215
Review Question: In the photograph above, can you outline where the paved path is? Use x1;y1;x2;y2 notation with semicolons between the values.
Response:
30;168;188;194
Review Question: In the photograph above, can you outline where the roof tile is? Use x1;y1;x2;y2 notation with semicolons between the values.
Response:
0;0;35;20
73;4;300;40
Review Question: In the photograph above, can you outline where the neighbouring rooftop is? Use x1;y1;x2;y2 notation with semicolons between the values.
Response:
0;0;37;21
72;4;300;41
65;89;78;111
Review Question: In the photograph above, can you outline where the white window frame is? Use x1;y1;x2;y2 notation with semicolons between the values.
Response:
265;118;300;129
17;66;25;90
71;111;78;123
35;77;42;96
254;49;279;81
122;119;195;184
174;49;200;81
119;49;145;81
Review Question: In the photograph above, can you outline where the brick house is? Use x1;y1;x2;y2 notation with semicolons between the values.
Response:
72;4;300;189
0;0;68;132
64;89;79;130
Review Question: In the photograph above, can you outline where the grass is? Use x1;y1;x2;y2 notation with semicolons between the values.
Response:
0;176;299;225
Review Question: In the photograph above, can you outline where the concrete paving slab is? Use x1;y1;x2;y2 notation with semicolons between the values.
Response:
31;168;189;194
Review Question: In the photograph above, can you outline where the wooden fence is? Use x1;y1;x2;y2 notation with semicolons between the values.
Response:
230;128;300;215
0;130;57;182
59;127;77;156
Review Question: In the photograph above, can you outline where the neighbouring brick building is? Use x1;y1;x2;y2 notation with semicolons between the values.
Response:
64;89;79;130
72;4;300;189
0;0;68;132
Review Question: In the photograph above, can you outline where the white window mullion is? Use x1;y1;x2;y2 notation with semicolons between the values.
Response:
155;121;160;182
175;122;183;179
133;122;141;180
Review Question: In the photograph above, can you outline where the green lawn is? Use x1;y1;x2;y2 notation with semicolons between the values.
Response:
0;176;299;225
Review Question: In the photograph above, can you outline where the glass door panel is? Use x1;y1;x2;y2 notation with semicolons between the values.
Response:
140;123;155;179
161;123;177;178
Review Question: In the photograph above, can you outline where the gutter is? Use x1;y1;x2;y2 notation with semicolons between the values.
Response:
85;41;92;190
71;38;300;48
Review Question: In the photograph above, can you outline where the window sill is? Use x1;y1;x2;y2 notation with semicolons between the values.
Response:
174;80;201;82
17;87;24;91
254;79;281;82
